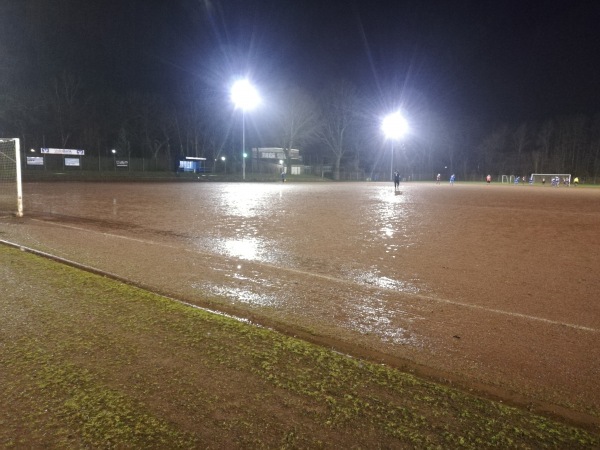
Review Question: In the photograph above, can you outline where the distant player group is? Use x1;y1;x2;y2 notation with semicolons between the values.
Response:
435;173;456;185
434;173;458;185
396;172;580;187
431;173;579;186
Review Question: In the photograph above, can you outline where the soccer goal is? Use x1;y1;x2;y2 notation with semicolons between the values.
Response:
530;173;571;186
0;138;23;217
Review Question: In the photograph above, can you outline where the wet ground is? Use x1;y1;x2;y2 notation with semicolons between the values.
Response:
1;181;599;428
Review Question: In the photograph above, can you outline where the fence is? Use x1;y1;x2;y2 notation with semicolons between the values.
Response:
24;154;175;173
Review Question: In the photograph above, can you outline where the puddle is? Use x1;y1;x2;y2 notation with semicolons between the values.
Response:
346;268;423;295
346;296;425;347
193;282;281;308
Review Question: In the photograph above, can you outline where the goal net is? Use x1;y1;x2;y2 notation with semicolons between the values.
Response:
530;173;571;185
0;138;23;217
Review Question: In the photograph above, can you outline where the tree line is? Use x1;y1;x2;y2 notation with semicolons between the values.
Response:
2;71;600;181
2;1;599;182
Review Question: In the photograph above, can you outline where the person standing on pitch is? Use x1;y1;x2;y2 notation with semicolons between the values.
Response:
393;171;400;190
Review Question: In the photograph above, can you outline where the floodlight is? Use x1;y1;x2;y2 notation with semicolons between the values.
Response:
381;112;409;181
231;79;260;111
382;112;408;140
231;79;261;180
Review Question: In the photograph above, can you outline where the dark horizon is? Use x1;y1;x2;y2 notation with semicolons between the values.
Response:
2;0;600;182
2;1;599;126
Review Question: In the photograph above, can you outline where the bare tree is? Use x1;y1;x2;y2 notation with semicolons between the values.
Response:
316;80;359;180
117;92;172;169
590;114;600;182
436;116;480;179
269;87;321;174
477;125;509;174
512;123;529;174
47;71;85;148
175;81;228;161
535;119;554;172
553;115;588;173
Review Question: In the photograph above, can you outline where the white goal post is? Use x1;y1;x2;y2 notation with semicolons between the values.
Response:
0;138;23;217
530;173;571;185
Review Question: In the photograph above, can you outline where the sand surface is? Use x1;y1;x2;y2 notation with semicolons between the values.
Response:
2;181;599;427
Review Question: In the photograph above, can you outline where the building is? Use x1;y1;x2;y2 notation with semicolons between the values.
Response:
251;147;306;175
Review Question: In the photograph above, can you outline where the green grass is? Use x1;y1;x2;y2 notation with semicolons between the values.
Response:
1;244;598;448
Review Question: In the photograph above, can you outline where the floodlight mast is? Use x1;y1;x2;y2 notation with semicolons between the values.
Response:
382;112;409;181
231;79;260;180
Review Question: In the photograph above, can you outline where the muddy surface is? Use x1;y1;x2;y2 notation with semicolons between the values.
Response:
2;181;599;428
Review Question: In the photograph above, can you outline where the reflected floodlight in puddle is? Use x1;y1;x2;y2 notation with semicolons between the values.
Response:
349;297;425;347
349;269;422;295
224;238;260;260
381;227;394;237
198;283;280;307
219;184;273;217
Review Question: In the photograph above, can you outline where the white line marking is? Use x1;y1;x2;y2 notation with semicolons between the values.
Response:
24;218;600;334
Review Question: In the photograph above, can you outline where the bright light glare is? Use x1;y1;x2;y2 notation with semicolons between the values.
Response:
231;79;261;111
381;112;409;140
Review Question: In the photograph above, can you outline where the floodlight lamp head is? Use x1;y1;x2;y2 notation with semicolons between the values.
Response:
382;112;409;140
231;79;261;111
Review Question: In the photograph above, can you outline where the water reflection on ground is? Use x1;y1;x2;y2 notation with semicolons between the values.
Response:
196;282;282;308
347;268;422;294
348;295;424;347
217;183;281;218
10;181;600;419
22;181;431;353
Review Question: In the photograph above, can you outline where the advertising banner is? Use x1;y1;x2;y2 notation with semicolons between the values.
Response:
41;148;85;155
64;157;80;167
27;156;44;166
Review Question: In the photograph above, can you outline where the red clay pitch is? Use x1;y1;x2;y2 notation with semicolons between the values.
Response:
3;181;599;429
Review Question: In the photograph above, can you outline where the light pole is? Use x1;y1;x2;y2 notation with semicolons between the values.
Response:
381;112;409;181
111;149;116;171
221;156;226;174
231;79;260;180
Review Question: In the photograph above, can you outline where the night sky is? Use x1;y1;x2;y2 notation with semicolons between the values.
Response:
3;0;600;130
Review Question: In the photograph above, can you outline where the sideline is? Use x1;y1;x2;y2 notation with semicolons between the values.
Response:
21;218;600;334
2;235;599;433
0;237;258;328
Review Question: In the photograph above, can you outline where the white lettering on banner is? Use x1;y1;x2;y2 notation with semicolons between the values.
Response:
40;148;85;155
